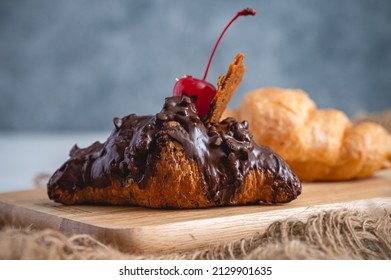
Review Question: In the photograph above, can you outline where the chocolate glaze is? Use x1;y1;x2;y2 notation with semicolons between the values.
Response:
48;95;301;204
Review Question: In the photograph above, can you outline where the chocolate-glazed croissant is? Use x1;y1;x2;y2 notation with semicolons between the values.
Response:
47;95;301;208
47;54;301;208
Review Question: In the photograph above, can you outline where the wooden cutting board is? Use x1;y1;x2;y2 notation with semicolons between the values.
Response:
1;169;391;254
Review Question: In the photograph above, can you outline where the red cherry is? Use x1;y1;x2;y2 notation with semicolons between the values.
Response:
173;75;216;118
173;8;256;119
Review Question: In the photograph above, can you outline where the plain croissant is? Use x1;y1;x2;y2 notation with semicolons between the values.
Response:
223;87;391;181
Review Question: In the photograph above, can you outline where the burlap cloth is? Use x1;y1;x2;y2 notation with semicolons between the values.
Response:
1;110;390;260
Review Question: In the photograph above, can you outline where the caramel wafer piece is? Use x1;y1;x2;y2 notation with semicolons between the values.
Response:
204;53;246;125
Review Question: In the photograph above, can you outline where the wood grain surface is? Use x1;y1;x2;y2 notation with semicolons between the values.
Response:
1;169;391;254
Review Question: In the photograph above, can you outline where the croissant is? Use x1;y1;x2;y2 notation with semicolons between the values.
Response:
223;87;391;181
47;56;301;208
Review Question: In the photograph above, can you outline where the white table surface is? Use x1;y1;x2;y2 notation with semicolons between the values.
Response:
0;131;110;193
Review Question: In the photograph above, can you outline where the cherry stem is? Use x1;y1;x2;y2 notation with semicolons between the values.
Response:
202;8;256;81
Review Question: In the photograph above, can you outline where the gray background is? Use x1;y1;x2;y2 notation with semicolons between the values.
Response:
1;0;391;131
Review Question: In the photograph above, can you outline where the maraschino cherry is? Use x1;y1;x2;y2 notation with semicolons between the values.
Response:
173;8;256;119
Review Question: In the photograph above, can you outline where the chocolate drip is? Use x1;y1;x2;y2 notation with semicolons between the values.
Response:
48;95;300;204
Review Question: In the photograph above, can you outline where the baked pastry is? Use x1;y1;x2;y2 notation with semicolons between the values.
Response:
223;87;391;181
47;57;301;208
